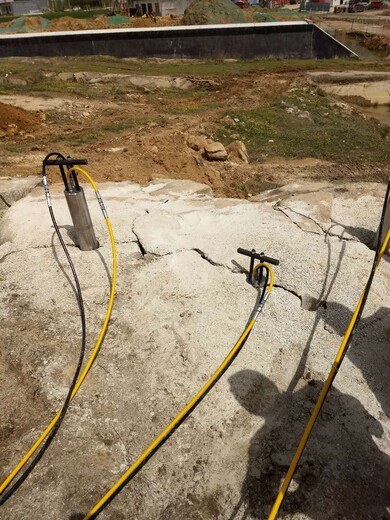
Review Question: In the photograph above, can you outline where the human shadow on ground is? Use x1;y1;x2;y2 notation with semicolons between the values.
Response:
323;301;390;418
330;219;389;263
229;370;390;519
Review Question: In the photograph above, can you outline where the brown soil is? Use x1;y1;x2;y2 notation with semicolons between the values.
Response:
0;102;40;132
47;15;181;32
0;14;182;34
25;16;43;29
317;17;390;38
361;34;390;55
49;16;110;31
0;67;388;198
131;15;182;28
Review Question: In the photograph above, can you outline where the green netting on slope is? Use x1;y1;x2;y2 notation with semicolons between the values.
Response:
108;15;129;25
0;16;51;33
183;0;247;26
253;12;275;21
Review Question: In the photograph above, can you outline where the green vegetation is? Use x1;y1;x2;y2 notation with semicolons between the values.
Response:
0;14;18;23
0;9;107;25
252;12;275;22
61;115;165;146
62;130;102;145
155;89;211;100
0;78;129;98
4;55;390;82
216;91;390;164
2;56;390;81
4;145;27;153
164;102;223;115
42;8;108;19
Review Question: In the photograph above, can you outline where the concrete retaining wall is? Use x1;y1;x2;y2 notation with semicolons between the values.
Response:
0;22;355;59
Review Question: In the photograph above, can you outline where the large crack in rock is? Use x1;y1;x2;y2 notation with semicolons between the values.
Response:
275;204;358;242
192;248;236;272
274;283;303;304
275;205;323;237
132;228;146;256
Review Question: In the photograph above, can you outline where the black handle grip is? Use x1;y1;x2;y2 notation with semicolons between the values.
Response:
44;158;88;166
237;248;280;266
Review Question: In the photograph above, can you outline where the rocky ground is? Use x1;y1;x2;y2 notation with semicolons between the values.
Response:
0;177;389;520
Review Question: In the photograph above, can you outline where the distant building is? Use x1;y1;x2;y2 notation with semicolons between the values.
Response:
129;0;191;16
0;0;49;15
0;0;14;15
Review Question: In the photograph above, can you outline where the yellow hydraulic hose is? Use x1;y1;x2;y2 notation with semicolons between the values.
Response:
268;228;390;520
0;168;117;494
83;262;274;520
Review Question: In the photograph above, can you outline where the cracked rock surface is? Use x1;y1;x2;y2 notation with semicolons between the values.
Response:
0;179;389;520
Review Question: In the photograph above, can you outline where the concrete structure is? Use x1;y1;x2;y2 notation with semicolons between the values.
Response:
0;0;13;16
129;0;191;16
0;21;355;59
10;0;49;15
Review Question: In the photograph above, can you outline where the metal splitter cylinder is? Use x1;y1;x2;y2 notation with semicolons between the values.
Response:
65;186;99;251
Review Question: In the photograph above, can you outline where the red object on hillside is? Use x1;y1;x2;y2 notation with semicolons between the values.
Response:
236;1;250;8
369;0;382;7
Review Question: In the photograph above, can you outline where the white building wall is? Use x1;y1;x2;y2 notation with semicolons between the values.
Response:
160;0;191;15
131;0;191;16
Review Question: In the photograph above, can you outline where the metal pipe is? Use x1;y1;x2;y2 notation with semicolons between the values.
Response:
64;187;99;251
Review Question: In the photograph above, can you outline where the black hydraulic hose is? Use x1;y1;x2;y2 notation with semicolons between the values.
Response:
0;155;87;505
258;267;269;305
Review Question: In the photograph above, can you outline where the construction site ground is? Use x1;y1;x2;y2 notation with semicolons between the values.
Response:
1;51;390;520
0;56;390;198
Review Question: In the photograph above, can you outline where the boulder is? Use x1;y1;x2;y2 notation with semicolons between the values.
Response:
7;78;27;87
57;72;74;82
187;134;209;152
226;140;249;163
0;176;41;212
204;141;228;161
73;72;95;83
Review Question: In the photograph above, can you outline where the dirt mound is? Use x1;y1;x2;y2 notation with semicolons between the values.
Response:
183;0;246;25
364;34;390;55
0;16;50;33
347;32;390;56
131;14;182;27
48;16;109;32
0;102;40;135
24;16;46;29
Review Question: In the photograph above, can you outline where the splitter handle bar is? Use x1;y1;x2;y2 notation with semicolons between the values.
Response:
237;248;280;266
44;158;88;166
